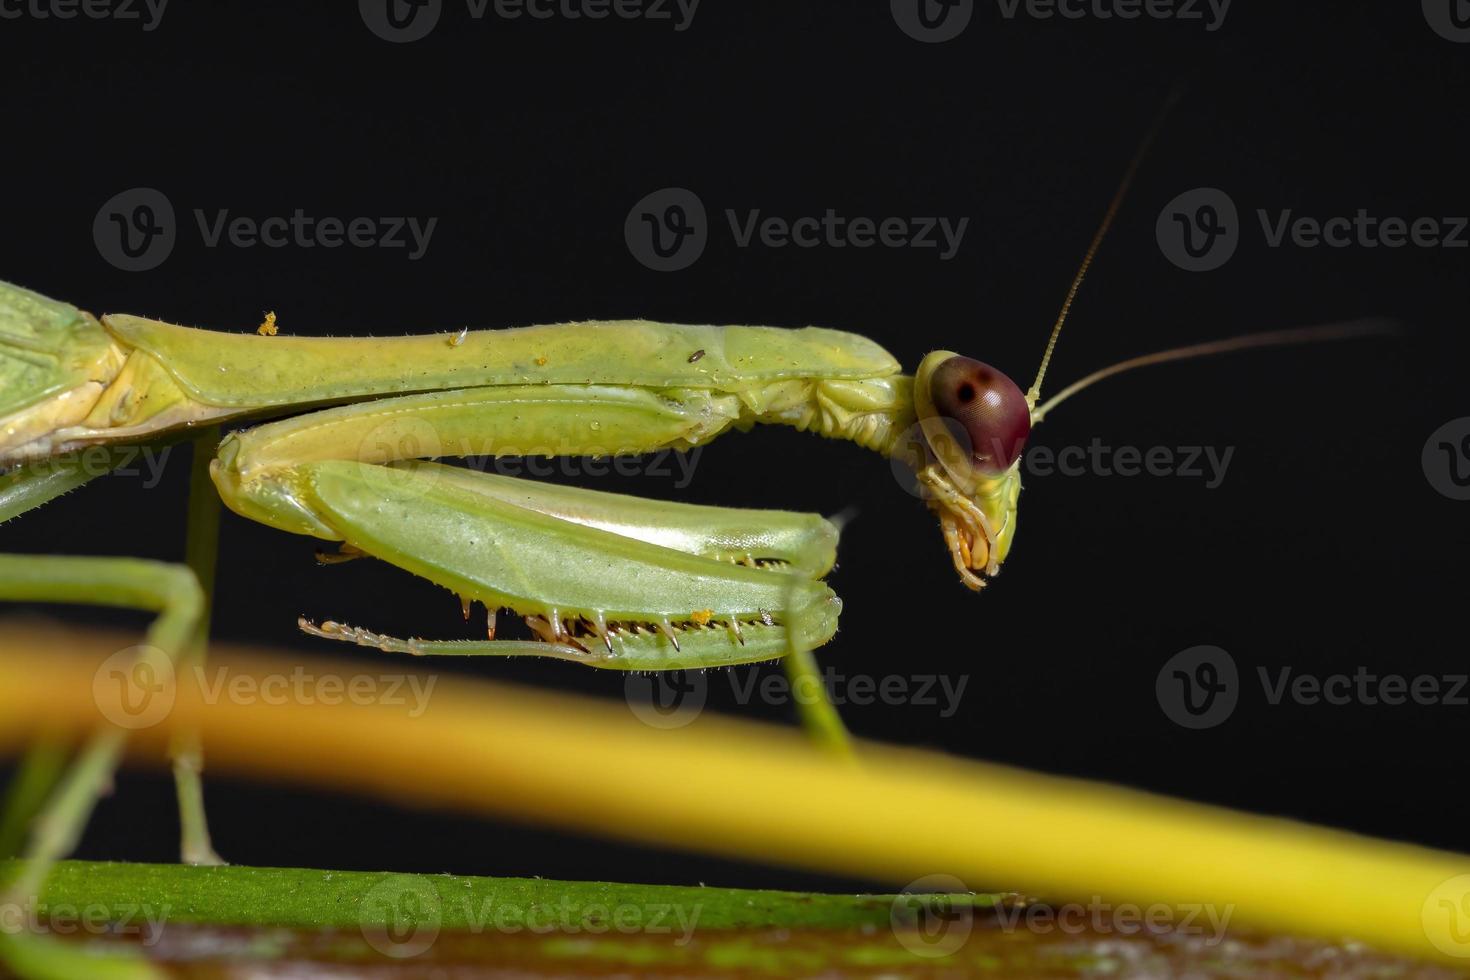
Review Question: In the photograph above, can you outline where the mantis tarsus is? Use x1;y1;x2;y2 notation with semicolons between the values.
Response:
0;123;1386;911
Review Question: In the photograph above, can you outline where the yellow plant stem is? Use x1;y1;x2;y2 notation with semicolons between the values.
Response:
0;625;1466;966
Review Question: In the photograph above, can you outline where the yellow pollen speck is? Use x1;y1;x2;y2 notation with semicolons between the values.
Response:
257;312;278;336
690;609;714;625
534;355;548;366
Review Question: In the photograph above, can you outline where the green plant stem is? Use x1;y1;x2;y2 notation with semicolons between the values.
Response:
783;647;853;759
172;427;223;867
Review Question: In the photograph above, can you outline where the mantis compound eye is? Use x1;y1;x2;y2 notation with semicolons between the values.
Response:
929;355;1031;476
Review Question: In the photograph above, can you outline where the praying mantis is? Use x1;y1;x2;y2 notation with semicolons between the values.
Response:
0;115;1384;912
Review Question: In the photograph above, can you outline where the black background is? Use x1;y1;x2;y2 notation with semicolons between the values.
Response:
1;0;1466;894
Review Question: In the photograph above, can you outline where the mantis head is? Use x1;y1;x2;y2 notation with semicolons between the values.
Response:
906;350;1031;590
897;93;1174;590
889;91;1177;590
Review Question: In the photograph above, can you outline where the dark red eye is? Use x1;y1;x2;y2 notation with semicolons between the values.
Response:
930;356;1030;475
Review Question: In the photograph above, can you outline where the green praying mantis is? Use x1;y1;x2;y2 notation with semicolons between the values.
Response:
0;127;1384;911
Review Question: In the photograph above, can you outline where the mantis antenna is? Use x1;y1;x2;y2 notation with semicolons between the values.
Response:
1026;87;1185;409
1031;318;1398;423
1024;88;1397;423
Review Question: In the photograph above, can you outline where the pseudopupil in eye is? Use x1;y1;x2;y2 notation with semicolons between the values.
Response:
931;356;1031;475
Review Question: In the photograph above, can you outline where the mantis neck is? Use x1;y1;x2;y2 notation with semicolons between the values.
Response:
736;374;917;458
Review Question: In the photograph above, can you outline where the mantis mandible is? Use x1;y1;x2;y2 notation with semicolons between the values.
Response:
0;119;1382;906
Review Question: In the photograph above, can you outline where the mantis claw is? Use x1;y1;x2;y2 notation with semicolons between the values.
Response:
299;617;429;656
